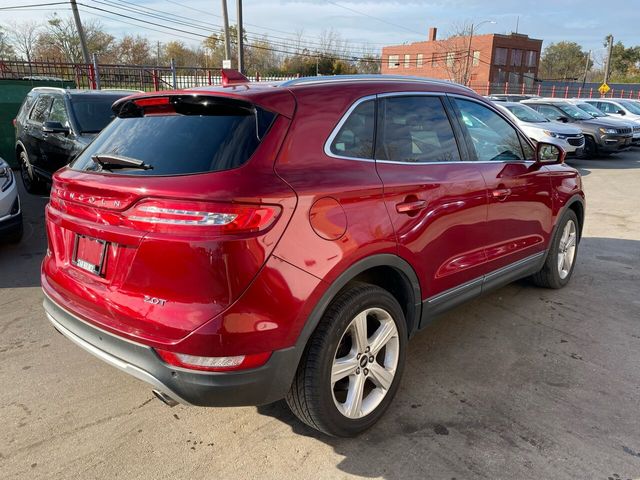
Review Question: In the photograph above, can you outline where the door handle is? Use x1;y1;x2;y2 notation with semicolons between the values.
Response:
491;188;511;200
396;199;427;214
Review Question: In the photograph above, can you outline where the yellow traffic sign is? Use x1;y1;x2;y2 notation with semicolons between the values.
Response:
599;83;610;95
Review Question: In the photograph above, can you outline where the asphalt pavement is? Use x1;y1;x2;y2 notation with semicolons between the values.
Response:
1;152;639;480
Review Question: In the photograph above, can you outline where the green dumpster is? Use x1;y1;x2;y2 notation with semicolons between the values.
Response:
0;78;76;167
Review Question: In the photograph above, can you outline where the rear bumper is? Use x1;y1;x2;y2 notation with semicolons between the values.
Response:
43;293;300;407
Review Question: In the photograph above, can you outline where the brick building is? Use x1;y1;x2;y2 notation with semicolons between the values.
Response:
381;27;543;88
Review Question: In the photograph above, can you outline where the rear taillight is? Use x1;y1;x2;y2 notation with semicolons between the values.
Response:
122;199;280;234
155;349;271;372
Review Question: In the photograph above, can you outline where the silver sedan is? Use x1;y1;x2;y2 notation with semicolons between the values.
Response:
0;157;23;243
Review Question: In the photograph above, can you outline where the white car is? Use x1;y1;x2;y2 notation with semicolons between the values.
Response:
566;99;640;146
583;98;640;122
494;102;585;156
0;157;23;243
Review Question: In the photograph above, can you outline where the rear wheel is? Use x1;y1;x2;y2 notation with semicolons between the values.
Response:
531;210;579;289
19;149;44;194
286;284;407;437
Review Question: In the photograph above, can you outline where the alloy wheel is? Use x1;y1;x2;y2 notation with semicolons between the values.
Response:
331;307;399;419
557;219;577;280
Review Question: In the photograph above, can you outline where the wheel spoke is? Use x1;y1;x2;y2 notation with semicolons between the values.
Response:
369;362;394;390
344;373;365;418
566;234;576;249
351;311;369;353
331;355;359;384
368;321;396;356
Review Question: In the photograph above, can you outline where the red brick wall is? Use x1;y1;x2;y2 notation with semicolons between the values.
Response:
381;32;542;86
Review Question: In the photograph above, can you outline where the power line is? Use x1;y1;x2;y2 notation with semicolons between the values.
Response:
0;2;68;10
326;1;424;37
92;0;382;57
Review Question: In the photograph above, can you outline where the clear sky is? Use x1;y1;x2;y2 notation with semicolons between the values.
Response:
3;0;639;66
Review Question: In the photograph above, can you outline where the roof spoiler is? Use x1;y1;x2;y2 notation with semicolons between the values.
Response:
221;69;250;87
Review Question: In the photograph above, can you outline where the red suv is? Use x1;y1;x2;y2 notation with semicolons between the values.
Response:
42;73;584;437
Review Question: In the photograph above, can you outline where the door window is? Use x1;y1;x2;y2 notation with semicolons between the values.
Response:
454;98;525;161
29;96;52;124
48;97;70;126
375;96;461;163
531;104;563;121
597;102;619;114
329;99;375;159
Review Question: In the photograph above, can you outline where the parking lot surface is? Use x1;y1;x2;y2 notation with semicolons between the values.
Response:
1;152;639;480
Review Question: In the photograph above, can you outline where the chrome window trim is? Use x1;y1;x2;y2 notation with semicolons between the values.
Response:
323;91;538;166
323;94;377;163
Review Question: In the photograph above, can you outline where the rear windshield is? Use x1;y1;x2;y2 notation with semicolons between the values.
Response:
71;96;276;176
71;97;124;133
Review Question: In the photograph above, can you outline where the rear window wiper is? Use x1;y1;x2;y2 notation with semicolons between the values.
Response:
91;154;153;170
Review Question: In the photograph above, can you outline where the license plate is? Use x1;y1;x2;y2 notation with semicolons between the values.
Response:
72;235;108;276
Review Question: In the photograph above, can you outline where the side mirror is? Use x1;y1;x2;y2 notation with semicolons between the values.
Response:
556;116;570;123
536;142;565;164
617;109;626;116
43;121;70;135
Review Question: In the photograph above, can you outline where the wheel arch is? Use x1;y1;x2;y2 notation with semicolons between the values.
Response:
295;254;422;352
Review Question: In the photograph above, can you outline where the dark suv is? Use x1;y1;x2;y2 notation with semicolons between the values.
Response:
42;73;585;437
522;99;633;157
14;88;136;193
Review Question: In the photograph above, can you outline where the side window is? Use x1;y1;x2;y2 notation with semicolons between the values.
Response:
453;98;524;161
29;95;52;124
49;97;70;126
18;94;37;120
598;102;617;114
329;100;375;159
375;96;461;163
535;105;561;121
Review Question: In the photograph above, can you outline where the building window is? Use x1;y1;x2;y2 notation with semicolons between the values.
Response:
404;54;411;68
525;51;537;67
431;53;438;67
472;50;481;67
417;53;423;68
493;69;507;83
494;48;508;66
388;54;399;69
446;52;455;68
510;49;523;67
508;71;521;84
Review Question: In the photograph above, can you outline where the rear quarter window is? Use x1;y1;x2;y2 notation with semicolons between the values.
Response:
71;96;276;176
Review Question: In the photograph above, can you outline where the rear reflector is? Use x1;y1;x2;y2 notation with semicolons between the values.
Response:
155;349;271;372
123;199;280;234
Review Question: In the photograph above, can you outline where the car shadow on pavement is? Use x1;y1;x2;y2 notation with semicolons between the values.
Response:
0;179;49;289
257;236;640;479
567;153;640;177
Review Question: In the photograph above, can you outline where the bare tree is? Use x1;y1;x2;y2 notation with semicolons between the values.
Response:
434;21;474;84
0;25;16;58
8;21;40;64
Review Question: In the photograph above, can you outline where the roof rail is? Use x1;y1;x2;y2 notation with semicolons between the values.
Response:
280;74;474;92
31;86;69;93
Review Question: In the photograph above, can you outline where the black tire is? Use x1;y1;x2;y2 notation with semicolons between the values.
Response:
19;149;45;195
531;210;579;289
583;136;597;159
286;283;407;437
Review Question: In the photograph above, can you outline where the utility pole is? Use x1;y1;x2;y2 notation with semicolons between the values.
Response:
603;34;614;85
463;23;475;86
581;50;591;90
221;0;231;65
236;0;244;73
69;0;91;65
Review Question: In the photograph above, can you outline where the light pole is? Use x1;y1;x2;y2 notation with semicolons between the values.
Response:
464;20;496;86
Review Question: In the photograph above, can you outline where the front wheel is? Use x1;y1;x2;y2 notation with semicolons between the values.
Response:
531;210;579;289
286;284;407;437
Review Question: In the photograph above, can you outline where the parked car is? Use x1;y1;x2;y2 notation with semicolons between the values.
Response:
42;74;585;437
0;157;23;243
485;94;540;102
523;99;633;157
494;101;584;156
565;99;640;146
14;88;137;194
584;98;640;122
